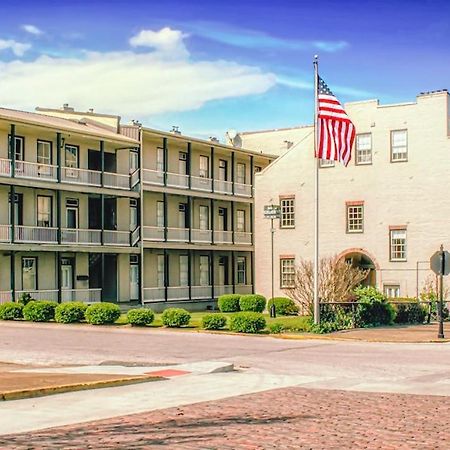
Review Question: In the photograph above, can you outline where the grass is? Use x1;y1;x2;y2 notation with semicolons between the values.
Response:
117;311;312;333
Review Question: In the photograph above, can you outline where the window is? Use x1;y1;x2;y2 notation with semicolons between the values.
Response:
157;254;165;287
356;133;372;165
22;257;37;290
180;255;189;286
384;284;400;298
280;197;295;228
236;163;246;184
236;210;245;232
199;205;209;230
280;258;295;288
178;203;188;228
156;147;164;172
65;145;78;168
130;256;139;300
156;201;165;227
37;196;52;227
346;203;364;233
319;159;334;168
390;228;407;261
8;135;24;161
199;255;210;286
391;130;407;162
219;159;228;181
66;198;79;229
199;155;209;178
129;151;139;173
130;199;138;231
37;140;52;166
237;257;246;284
218;207;227;231
179;152;187;175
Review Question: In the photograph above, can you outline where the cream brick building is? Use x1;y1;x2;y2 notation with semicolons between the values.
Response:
240;90;450;299
0;105;273;310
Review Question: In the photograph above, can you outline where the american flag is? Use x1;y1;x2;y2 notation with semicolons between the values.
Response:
317;76;355;166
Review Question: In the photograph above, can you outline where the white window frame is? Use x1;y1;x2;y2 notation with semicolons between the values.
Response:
37;140;52;166
199;255;210;286
156;147;164;172
390;229;407;261
280;258;295;288
22;257;37;291
236;163;246;184
129;151;139;173
280;197;295;228
199;155;209;178
236;209;245;232
347;204;364;233
384;284;400;298
356;133;372;165
199;205;209;230
65;144;78;168
179;152;187;175
236;256;246;285
37;195;52;227
391;130;408;162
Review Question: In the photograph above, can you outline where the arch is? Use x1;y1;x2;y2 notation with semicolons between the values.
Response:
336;248;380;287
336;248;380;271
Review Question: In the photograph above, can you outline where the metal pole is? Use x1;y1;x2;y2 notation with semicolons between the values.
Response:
313;55;320;325
438;244;445;339
271;217;274;300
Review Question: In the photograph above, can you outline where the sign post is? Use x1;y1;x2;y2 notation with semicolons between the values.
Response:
264;205;281;305
430;245;449;339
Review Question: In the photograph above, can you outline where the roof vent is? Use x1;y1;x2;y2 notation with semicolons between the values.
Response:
62;103;74;112
88;108;94;113
131;119;142;126
209;136;220;143
419;89;448;96
284;140;294;149
171;126;181;135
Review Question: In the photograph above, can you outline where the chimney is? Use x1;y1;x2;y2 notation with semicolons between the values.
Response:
171;126;181;135
209;136;220;143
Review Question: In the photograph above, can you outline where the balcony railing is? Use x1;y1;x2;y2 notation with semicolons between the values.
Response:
142;169;164;186
191;229;212;243
0;224;11;243
131;227;141;246
167;172;189;189
234;232;252;245
103;172;131;190
0;158;11;177
167;227;189;242
214;285;234;297
143;226;165;241
15;290;59;302
191;285;212;299
15;161;57;182
0;291;12;304
61;166;101;187
61;228;102;245
143;287;165;303
167;286;189;301
235;285;253;295
214;231;233;244
103;230;131;246
61;289;102;303
234;182;252;197
15;226;58;244
214;180;233;195
191;175;212;192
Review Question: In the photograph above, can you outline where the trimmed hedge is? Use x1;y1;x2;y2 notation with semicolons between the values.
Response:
55;302;87;324
0;302;23;320
218;294;241;312
268;297;299;316
202;314;227;330
161;308;191;327
23;300;58;322
229;312;266;333
127;308;155;326
239;294;266;313
394;303;426;324
85;302;121;325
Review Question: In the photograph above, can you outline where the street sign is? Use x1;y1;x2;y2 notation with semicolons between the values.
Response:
264;204;281;219
430;250;450;276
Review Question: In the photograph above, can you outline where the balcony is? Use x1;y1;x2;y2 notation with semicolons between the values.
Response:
234;232;252;245
214;180;233;195
0;225;11;243
143;287;165;303
15;226;58;244
191;285;212;299
167;227;189;242
234;182;252;197
143;226;165;241
61;228;102;245
214;231;233;244
104;230;131;246
191;229;212;244
142;169;164;186
15;289;59;302
103;172;131;190
214;285;234;297
190;175;213;192
167;286;189;301
0;291;12;303
0;158;11;177
235;284;253;295
167;172;189;189
15;161;57;182
61;288;102;303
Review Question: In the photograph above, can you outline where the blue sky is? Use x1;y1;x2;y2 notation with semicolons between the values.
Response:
0;0;448;139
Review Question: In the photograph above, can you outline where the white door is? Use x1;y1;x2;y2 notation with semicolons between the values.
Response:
61;265;73;290
130;265;139;300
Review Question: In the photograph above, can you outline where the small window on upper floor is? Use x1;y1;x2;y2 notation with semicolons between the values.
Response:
355;133;372;165
280;197;295;228
391;130;407;162
346;203;364;233
390;228;407;261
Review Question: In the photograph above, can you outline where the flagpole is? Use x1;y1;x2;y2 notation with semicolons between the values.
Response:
313;55;320;325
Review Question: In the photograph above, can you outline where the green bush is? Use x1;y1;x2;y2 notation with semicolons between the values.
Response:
229;312;266;333
0;302;23;320
268;323;285;334
267;297;299;316
23;300;57;322
161;308;191;327
127;308;155;326
239;294;267;313
354;286;395;327
218;294;241;312
18;292;34;306
85;302;121;325
393;303;426;324
310;304;354;333
55;302;87;324
202;314;227;330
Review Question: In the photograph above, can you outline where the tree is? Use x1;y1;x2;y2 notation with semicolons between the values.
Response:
284;256;368;314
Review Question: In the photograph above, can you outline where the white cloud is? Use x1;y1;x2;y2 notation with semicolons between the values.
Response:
0;39;31;57
22;24;44;36
129;27;189;59
0;49;276;117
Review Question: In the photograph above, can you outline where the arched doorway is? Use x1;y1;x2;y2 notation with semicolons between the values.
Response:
337;249;378;287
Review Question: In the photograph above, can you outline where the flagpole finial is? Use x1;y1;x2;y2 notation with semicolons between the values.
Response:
314;54;319;62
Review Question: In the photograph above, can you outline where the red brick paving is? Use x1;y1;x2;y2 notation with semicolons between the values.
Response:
1;387;449;449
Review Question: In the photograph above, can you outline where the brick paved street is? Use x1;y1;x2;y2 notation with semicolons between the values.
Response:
1;387;448;449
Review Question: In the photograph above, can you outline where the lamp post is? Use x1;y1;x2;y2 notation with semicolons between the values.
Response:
264;204;281;304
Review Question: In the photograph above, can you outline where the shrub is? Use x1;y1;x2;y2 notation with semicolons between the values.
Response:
393;303;426;324
127;308;155;326
268;297;299;316
239;294;267;313
268;323;285;334
23;301;57;322
218;294;241;312
161;308;191;327
0;302;23;320
354;286;395;327
310;304;354;333
85;302;121;325
55;302;87;324
229;312;266;333
202;314;227;330
18;292;34;306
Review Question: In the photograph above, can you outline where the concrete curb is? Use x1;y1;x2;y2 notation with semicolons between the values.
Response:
0;375;163;401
